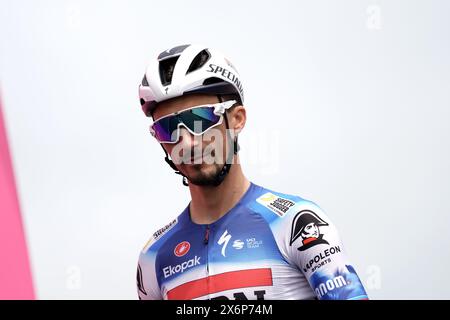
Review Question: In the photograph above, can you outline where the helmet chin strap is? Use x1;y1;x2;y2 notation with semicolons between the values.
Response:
210;109;239;186
160;145;189;186
160;95;239;187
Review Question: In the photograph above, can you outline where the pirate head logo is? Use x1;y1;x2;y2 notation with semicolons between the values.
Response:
290;210;329;251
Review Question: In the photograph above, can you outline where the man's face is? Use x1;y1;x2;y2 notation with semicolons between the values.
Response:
152;94;232;186
301;223;319;239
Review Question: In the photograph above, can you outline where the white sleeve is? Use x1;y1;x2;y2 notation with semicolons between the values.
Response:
283;201;368;300
137;250;162;300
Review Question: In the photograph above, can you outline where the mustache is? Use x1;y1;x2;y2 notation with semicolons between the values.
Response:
172;147;218;164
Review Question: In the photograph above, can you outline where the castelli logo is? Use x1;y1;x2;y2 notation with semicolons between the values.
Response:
174;241;191;257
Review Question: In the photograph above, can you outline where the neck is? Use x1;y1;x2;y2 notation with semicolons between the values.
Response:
188;160;250;225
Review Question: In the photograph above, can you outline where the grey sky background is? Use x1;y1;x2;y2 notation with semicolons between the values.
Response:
1;0;449;299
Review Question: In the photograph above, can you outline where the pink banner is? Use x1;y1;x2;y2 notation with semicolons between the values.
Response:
0;93;35;299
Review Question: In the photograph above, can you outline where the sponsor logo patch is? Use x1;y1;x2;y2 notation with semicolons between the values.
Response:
218;230;232;257
232;240;244;250
174;241;191;257
163;255;201;278
257;193;296;217
290;210;329;251
142;219;178;252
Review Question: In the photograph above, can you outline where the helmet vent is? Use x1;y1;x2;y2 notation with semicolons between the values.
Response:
203;77;226;85
159;56;179;86
141;75;149;86
186;49;211;75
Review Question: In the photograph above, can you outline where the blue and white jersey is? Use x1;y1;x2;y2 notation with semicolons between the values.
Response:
137;182;368;300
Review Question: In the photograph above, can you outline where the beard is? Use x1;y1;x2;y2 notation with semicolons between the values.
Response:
170;138;235;186
181;162;224;186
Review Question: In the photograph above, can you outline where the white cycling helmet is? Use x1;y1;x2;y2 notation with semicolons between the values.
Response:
139;44;244;117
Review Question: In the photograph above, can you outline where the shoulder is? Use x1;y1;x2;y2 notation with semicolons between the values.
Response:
246;183;328;224
246;184;337;246
137;216;182;300
140;216;180;256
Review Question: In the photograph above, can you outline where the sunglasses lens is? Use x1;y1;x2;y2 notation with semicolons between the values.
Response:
180;107;221;134
151;106;222;143
152;116;178;142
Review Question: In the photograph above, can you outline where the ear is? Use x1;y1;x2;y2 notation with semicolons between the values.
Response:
229;105;246;134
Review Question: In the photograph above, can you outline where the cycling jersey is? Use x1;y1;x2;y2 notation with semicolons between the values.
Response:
137;182;368;300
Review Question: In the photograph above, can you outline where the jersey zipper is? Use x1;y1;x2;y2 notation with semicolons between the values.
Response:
204;225;210;298
204;225;210;245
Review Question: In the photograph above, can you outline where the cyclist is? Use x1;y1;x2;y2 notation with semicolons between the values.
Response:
136;44;368;300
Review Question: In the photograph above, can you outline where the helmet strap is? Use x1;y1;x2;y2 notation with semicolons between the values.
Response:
160;144;189;186
210;95;239;186
210;111;237;186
